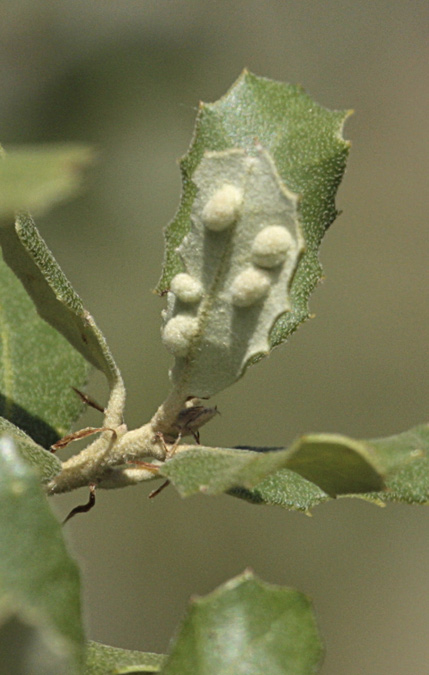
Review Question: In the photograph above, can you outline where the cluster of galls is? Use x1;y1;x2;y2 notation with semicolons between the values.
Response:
162;177;295;358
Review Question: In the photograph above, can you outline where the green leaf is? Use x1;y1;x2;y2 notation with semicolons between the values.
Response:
0;213;121;387
254;426;429;508
0;245;88;447
0;143;95;218
0;418;61;481
158;70;350;398
229;469;329;513
160;436;384;502
0;437;84;673
285;433;385;496
85;641;165;674
161;423;429;511
161;570;323;675
366;423;429;504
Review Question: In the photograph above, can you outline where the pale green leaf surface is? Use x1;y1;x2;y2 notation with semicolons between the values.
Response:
160;436;384;500
162;147;305;398
161;571;323;675
285;433;385;496
0;213;119;383
0;247;88;447
0;143;95;218
0;438;84;673
160;446;308;497
366;424;429;504
158;71;350;397
85;641;165;674
161;424;429;511
0;418;61;481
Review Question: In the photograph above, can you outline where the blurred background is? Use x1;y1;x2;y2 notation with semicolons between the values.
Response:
1;2;428;673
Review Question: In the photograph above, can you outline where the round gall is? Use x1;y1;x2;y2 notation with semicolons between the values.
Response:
251;225;293;268
202;184;243;231
170;273;203;303
162;315;199;357
231;268;271;307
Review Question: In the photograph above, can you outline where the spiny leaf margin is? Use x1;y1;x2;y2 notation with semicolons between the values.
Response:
157;70;350;357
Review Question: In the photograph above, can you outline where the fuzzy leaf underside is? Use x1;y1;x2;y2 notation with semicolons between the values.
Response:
85;641;165;674
158;70;350;397
162;147;305;397
0;143;95;218
161;571;323;675
0;244;88;447
0;438;84;674
160;423;429;512
0;213;119;384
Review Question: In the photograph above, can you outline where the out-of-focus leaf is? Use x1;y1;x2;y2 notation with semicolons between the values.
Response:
158;70;350;398
161;570;323;675
0;246;88;447
85;641;165;674
0;614;75;675
0;437;84;673
0;143;95;218
0;418;61;481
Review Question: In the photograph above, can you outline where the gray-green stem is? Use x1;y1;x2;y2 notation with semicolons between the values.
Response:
46;384;190;495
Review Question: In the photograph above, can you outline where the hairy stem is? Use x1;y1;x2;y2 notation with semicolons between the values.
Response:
46;384;190;495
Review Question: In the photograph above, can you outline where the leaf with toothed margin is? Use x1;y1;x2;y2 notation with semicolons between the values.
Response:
158;70;350;398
